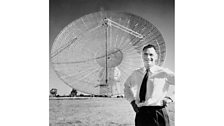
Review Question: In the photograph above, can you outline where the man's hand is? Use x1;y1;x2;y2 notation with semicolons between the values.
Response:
131;100;139;113
162;97;173;106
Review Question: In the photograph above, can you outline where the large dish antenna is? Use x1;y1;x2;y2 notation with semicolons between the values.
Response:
50;11;166;96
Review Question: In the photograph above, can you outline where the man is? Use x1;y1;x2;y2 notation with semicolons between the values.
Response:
124;44;174;126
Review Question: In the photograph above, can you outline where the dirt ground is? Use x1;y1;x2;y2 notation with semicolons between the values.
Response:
49;97;174;126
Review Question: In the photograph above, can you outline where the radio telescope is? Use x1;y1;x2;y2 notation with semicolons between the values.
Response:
50;11;166;96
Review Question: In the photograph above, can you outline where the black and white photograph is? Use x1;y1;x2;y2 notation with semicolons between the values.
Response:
0;0;224;126
2;0;224;126
49;0;174;126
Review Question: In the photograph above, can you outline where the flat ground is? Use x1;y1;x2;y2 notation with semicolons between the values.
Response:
49;97;174;126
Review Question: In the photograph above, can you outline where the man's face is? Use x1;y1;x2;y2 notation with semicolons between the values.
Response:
142;47;158;68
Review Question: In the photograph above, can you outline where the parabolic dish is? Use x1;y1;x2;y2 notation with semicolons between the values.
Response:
50;11;166;96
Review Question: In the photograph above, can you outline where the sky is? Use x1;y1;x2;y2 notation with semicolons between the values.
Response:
49;0;174;95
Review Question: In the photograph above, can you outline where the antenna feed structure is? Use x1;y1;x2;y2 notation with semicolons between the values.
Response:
102;18;112;27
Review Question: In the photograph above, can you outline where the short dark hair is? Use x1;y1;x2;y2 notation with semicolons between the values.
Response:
142;44;156;51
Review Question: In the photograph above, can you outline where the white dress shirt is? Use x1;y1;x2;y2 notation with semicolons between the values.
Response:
124;65;175;106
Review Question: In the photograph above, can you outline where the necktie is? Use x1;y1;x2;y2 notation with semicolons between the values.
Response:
139;69;149;102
